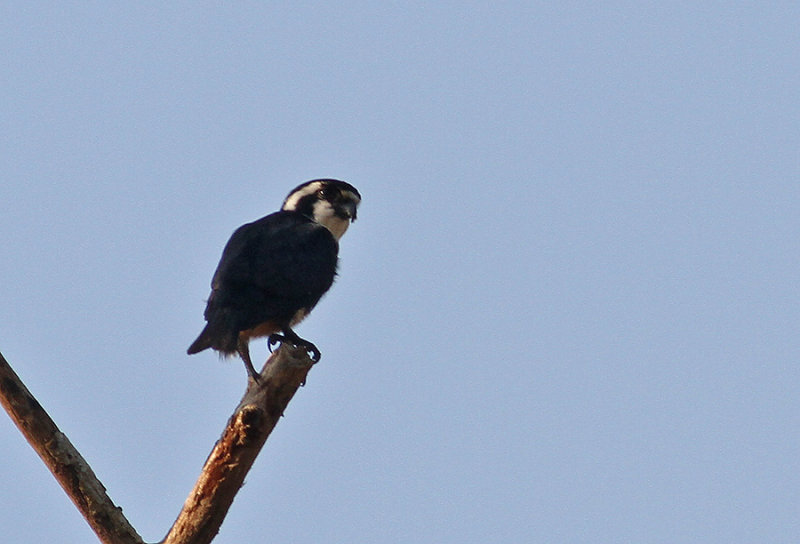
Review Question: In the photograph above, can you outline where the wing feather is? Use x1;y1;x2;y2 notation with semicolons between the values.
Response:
204;211;339;333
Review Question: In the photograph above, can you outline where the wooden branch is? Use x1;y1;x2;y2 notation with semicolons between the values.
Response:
0;350;144;544
161;344;315;544
1;343;315;544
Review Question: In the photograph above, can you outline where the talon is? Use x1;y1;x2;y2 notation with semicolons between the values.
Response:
268;334;284;353
268;329;321;362
292;337;320;362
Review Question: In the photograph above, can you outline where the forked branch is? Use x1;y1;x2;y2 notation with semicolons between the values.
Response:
0;345;315;544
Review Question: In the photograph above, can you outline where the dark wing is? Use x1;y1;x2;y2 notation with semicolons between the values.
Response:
206;210;339;333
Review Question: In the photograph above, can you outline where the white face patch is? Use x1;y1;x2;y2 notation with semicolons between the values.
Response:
282;181;359;241
282;181;325;212
312;200;351;240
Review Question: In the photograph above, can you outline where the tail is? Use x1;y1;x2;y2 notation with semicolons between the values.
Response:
187;324;213;355
187;312;240;356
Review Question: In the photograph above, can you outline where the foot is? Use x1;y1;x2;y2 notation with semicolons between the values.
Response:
268;333;321;362
237;340;261;383
244;361;261;383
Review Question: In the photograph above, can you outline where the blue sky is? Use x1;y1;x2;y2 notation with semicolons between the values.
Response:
1;3;798;543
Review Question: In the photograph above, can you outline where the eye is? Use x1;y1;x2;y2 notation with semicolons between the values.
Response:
317;186;340;200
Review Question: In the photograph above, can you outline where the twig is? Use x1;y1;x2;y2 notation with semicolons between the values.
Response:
0;350;144;544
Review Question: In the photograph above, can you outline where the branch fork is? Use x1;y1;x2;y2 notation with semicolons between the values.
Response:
0;344;316;544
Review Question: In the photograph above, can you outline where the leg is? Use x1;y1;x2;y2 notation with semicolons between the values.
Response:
267;326;321;362
237;337;261;382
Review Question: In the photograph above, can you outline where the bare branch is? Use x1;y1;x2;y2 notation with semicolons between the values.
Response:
0;350;144;544
1;343;315;544
162;344;315;544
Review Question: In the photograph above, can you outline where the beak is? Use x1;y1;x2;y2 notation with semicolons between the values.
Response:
339;200;358;221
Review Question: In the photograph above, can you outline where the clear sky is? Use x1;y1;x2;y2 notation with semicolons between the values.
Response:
1;3;798;543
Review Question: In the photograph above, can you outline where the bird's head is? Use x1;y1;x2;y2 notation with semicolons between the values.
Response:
282;179;361;240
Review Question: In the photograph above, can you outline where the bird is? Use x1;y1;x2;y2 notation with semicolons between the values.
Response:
187;179;361;381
